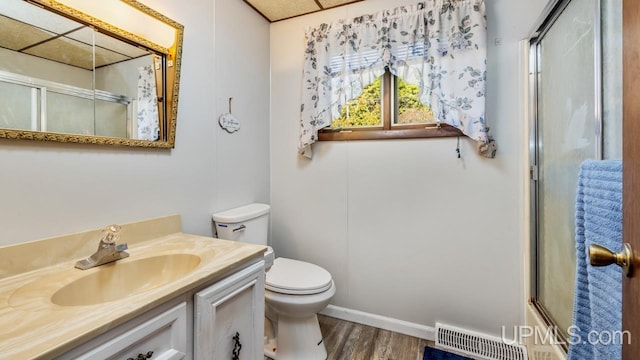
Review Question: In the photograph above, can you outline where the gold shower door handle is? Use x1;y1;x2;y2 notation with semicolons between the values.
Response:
589;243;636;277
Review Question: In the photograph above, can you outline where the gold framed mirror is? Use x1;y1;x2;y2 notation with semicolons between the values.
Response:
0;0;183;148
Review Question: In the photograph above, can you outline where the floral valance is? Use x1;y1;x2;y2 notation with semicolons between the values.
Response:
299;0;494;158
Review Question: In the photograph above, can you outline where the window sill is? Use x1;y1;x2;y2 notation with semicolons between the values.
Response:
318;124;462;141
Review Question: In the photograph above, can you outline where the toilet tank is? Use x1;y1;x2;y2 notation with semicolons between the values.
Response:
212;203;270;246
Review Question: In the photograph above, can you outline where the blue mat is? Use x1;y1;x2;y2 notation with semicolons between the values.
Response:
423;346;473;360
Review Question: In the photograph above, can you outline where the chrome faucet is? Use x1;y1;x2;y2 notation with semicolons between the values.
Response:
75;224;129;270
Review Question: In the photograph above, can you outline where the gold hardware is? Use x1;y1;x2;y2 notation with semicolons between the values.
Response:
589;243;635;277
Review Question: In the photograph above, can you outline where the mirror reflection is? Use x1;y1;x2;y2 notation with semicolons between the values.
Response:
0;0;182;147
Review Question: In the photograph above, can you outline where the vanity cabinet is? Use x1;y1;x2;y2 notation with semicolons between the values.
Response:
194;261;265;360
56;301;188;360
55;259;265;360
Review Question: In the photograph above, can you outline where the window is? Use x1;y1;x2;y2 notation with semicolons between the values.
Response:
298;1;489;158
318;71;461;141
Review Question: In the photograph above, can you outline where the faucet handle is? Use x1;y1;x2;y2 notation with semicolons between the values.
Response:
101;224;122;244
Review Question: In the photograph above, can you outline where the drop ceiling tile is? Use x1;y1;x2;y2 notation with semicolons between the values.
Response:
94;47;130;68
2;0;159;70
3;0;82;35
24;37;93;70
63;26;93;46
245;0;320;22
0;15;56;51
95;32;149;59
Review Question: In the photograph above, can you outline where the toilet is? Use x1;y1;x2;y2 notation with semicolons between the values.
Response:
212;203;335;360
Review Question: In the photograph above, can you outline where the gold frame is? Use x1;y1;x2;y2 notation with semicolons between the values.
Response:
0;0;184;148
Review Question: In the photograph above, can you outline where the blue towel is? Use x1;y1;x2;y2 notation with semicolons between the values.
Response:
567;160;622;360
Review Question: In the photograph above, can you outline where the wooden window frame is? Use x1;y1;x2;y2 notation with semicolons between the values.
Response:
318;71;462;141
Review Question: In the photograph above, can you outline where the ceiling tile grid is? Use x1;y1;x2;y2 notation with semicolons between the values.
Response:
244;0;364;22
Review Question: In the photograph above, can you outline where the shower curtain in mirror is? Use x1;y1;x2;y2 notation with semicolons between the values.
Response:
298;0;489;158
136;64;159;141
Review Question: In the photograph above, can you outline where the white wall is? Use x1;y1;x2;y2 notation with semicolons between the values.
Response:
0;0;270;247
270;0;547;337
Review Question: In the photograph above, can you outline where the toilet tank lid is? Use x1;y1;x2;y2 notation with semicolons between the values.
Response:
212;203;270;223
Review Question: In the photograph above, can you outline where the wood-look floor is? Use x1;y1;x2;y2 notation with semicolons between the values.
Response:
266;314;433;360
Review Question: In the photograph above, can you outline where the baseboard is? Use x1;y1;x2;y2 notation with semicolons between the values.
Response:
320;304;436;341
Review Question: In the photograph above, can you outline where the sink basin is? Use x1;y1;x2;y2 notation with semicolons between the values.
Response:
50;254;201;306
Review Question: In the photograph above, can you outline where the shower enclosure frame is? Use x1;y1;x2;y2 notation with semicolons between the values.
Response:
527;0;603;350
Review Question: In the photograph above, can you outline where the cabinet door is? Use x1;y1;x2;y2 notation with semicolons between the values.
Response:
194;261;265;360
58;302;187;360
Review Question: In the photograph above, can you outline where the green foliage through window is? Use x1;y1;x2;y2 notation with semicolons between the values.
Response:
331;78;382;128
396;78;434;125
330;75;434;128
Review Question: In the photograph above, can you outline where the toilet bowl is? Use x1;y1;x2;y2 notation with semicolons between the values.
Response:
263;257;335;360
212;203;335;360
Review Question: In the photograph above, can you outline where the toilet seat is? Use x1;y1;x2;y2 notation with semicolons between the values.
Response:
266;257;332;295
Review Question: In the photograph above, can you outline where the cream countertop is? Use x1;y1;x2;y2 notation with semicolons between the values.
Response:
0;221;265;359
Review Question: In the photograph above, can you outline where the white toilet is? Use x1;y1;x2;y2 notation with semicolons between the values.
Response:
212;203;336;360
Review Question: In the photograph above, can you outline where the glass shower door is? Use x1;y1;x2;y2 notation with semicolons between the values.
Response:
534;0;598;339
